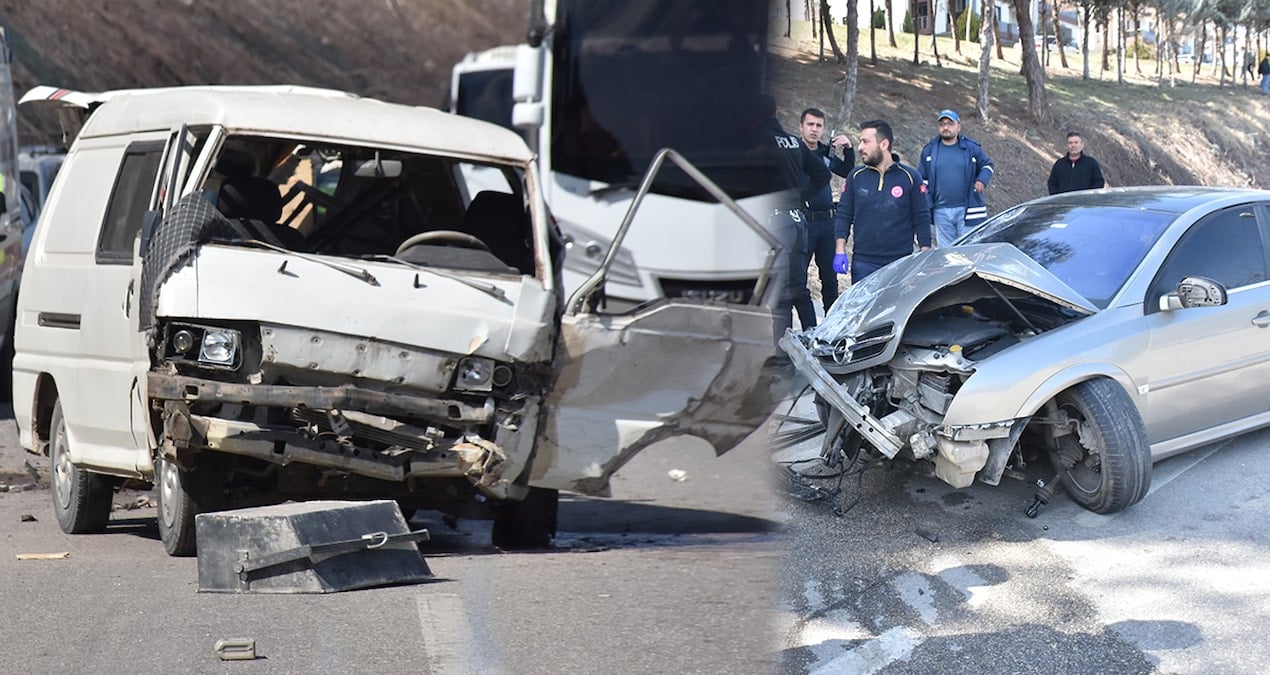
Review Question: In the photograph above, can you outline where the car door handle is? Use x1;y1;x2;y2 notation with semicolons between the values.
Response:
1254;312;1270;328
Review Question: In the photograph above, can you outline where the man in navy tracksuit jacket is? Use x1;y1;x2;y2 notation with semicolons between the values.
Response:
918;109;993;246
833;120;931;284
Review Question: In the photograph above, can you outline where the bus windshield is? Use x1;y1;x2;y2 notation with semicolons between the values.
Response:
549;0;770;201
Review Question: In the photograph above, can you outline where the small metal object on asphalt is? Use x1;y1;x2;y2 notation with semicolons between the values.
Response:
214;638;257;661
915;527;940;543
8;483;36;492
24;459;41;482
15;552;70;560
667;469;688;482
20;514;36;522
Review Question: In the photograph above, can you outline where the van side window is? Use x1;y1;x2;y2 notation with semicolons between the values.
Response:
96;141;165;263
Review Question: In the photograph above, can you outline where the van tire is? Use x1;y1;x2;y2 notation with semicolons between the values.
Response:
155;452;200;556
50;400;113;534
491;487;558;550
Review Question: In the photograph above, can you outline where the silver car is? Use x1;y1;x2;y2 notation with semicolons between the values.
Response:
782;187;1270;514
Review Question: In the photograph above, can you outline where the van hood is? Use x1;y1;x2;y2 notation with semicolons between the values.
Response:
803;243;1096;372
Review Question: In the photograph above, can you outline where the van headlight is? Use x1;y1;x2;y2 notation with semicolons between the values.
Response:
453;356;495;392
199;328;240;366
163;322;243;370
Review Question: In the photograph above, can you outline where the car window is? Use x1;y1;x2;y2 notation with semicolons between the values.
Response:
96;141;165;264
1148;206;1266;308
962;203;1174;309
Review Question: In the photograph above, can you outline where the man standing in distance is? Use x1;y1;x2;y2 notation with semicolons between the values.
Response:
833;120;930;284
1047;131;1106;194
797;107;853;315
918;110;994;246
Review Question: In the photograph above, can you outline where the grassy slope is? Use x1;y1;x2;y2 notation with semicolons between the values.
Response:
771;22;1270;213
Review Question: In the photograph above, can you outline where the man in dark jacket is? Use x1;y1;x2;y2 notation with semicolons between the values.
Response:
833;120;931;284
797;107;853;315
1047;131;1106;194
918;109;993;246
751;95;829;333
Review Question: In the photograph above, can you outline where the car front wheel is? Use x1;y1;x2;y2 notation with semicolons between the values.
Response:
491;487;558;549
155;452;209;556
50;400;113;533
1048;378;1152;514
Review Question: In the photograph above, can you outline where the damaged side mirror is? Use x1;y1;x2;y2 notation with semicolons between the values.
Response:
1158;276;1228;312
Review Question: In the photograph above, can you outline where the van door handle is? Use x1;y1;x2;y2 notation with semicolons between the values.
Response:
1254;311;1270;328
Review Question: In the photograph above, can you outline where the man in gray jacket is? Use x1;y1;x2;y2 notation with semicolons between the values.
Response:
918;110;994;246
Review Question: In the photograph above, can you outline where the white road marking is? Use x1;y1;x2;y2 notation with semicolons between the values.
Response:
937;565;990;608
416;592;496;675
891;571;939;624
809;626;921;675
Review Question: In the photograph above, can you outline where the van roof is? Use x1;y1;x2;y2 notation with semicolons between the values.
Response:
31;85;534;164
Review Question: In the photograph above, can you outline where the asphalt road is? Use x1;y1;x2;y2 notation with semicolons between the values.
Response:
5;391;1269;675
774;391;1270;675
0;407;784;674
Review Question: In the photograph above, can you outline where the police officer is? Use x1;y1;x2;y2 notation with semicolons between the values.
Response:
750;95;829;335
797;107;853;315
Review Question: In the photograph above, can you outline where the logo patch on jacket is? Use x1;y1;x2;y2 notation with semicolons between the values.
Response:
891;185;904;198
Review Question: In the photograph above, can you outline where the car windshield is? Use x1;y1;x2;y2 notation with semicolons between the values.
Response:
961;203;1175;309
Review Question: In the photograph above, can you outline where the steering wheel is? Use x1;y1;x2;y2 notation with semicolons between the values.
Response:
394;230;491;256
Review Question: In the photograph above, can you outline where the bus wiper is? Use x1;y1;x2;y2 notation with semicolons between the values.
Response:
238;239;380;286
368;255;509;303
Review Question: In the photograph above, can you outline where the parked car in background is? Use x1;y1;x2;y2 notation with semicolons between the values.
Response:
18;145;65;219
783;187;1270;516
17;85;782;556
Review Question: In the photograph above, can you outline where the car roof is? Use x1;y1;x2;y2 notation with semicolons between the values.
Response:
68;85;534;164
1028;186;1269;215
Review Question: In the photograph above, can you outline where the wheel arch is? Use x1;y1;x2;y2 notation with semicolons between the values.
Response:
31;372;59;454
1012;364;1139;419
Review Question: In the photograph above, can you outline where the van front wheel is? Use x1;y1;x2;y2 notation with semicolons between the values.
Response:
155;453;199;556
50;400;113;534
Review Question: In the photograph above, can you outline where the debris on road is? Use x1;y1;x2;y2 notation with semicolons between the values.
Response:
214;638;258;661
667;469;688;482
16;552;70;560
112;495;153;511
19;513;36;522
24;459;41;483
915;527;940;543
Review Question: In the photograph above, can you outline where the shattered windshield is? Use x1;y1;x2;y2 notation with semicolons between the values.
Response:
197;136;537;276
549;0;771;200
961;203;1174;309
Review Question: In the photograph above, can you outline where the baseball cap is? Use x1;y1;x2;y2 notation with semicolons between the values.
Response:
937;109;960;123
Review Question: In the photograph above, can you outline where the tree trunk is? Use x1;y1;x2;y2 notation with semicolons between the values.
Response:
1081;4;1091;80
952;5;961;54
870;0;878;66
913;0;921;65
1131;4;1141;74
808;0;818;40
841;0;860;124
977;0;994;121
785;0;792;38
1101;18;1110;74
1053;1;1068;69
993;3;1004;60
931;13;942;67
821;0;847;62
1010;0;1048;122
1116;7;1124;85
886;0;897;47
1194;22;1204;83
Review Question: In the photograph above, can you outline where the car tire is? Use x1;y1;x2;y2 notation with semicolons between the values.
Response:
491;487;558;550
50;400;113;534
1050;378;1152;514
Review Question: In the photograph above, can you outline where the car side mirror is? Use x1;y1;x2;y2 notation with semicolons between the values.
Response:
1158;276;1228;311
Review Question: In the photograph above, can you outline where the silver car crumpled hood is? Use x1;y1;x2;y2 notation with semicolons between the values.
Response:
803;243;1097;373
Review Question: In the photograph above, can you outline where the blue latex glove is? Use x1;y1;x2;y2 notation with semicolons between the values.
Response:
833;253;850;275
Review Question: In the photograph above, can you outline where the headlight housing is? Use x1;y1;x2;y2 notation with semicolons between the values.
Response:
452;356;495;392
163;322;243;370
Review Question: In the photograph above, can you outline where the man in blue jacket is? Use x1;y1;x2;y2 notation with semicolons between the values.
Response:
833;120;931;284
918;109;994;246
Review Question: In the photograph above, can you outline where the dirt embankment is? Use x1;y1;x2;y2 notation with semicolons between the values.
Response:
1;0;531;145
769;35;1270;213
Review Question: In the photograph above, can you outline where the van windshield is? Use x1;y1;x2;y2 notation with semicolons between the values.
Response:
198;136;537;276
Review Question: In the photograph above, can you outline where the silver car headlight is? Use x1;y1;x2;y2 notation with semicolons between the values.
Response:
199;328;241;366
